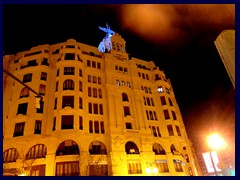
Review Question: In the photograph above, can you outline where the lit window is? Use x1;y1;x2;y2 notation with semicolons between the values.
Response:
157;86;163;93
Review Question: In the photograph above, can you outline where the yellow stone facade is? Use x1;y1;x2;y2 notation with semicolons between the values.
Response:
3;34;200;176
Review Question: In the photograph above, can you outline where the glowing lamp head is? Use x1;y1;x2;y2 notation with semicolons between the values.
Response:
207;133;227;150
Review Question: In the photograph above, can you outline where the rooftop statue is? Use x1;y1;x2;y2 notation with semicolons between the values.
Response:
98;23;116;37
98;23;115;53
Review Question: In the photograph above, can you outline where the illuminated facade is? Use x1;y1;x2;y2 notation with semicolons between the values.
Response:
3;34;200;176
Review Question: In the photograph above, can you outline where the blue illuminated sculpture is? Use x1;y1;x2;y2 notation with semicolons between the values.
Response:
98;23;116;52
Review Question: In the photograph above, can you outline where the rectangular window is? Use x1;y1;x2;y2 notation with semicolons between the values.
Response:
53;117;56;131
173;160;183;172
93;88;97;98
98;77;101;84
88;75;91;82
34;120;42;134
88;103;92;114
100;121;104;134
79;69;82;77
127;161;142;174
79;116;83;130
41;72;47;81
157;127;161;137
152;126;157;137
65;53;75;60
62;96;74;108
64;67;75;75
175;126;181;136
172;111;177;120
55;81;58;92
61;115;74;129
27;59;37;67
79;81;82;92
13;122;25;137
79;97;83;109
94;121;99;133
153;111;157;120
87;60;91;67
54;98;57;109
167;125;174;136
56;69;59;77
89;120;93;133
160;96;167;105
155;161;169;173
92;76;97;83
126;122;132;129
88;87;92;97
163;109;170;120
124;106;131;116
99;104;103;115
150;98;154;106
23;73;32;83
17;103;28;115
97;62;101;69
55;161;79;176
93;103;98;114
98;89;102;98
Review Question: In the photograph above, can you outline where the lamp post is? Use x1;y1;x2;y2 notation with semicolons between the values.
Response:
145;162;158;176
207;133;227;176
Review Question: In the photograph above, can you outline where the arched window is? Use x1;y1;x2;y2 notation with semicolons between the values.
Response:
63;79;74;90
125;141;139;154
122;93;129;102
3;148;19;163
26;144;47;160
153;143;166;155
56;140;79;156
89;141;107;154
20;87;29;98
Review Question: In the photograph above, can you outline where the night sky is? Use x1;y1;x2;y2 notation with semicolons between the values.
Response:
3;4;235;156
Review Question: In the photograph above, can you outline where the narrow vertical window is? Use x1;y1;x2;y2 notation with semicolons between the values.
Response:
93;103;98;114
100;121;104;134
79;116;83;130
34;120;42;134
56;81;58;92
79;97;83;109
53;117;56;131
54;98;57;110
88;103;92;114
89;121;93;133
99;104;103;115
79;81;82;92
88;87;92;97
98;89;102;98
94;121;99;133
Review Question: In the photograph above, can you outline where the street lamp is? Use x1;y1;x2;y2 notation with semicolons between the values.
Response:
145;162;158;176
207;133;227;151
207;133;227;176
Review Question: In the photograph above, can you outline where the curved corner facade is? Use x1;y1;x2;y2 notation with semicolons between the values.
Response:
3;35;200;176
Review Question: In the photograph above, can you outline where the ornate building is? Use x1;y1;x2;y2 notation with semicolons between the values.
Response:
3;34;200;176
